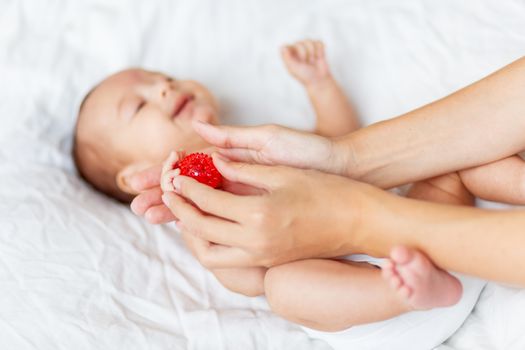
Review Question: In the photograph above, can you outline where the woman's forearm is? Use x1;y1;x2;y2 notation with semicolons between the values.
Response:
352;185;525;286
338;56;525;188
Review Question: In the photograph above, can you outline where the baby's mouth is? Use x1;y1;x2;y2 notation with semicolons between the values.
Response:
172;94;195;119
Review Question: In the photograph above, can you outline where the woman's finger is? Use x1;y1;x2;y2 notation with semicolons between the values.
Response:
212;155;284;190
162;192;249;247
180;232;252;269
216;147;258;163
180;231;209;259
221;178;266;196
192;120;276;151
187;235;257;268
171;174;257;221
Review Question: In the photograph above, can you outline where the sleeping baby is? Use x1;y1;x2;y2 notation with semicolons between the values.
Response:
73;39;524;334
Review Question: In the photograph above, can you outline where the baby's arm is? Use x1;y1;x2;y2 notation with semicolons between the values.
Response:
282;40;359;137
459;155;525;204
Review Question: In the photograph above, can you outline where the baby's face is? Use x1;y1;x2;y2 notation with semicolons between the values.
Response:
81;68;219;168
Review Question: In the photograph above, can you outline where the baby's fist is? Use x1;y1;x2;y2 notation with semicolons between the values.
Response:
281;40;331;87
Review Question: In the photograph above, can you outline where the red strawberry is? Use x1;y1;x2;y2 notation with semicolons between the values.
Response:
174;153;223;188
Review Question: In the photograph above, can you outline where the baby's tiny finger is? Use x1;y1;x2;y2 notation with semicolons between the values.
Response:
162;151;179;177
281;45;294;63
303;40;316;63
294;42;307;61
161;168;181;192
280;45;291;56
314;40;324;59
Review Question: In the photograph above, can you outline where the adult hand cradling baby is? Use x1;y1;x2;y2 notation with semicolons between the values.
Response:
130;56;525;287
130;136;362;268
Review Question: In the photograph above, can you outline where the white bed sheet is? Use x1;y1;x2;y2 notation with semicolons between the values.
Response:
2;0;525;349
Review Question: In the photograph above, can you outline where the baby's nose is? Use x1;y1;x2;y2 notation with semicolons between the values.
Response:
158;80;174;99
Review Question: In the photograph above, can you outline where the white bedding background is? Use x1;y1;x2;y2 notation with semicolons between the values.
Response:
1;0;525;349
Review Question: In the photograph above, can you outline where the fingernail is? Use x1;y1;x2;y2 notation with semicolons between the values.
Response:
161;193;171;206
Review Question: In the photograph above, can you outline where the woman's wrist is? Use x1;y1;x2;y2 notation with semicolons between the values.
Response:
330;133;360;178
332;118;429;188
338;182;401;256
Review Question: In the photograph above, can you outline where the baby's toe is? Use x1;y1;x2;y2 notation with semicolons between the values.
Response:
398;285;412;300
389;274;403;290
390;245;414;265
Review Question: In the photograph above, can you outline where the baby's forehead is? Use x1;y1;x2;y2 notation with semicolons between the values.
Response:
97;68;170;96
84;70;144;108
81;68;173;121
104;69;147;91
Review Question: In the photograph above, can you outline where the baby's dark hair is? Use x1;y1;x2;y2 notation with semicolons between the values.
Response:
72;86;133;203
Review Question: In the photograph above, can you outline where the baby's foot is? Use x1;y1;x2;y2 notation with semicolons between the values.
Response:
381;246;463;310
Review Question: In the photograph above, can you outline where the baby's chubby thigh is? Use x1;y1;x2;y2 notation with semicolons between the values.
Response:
263;258;405;332
301;271;486;350
211;266;267;297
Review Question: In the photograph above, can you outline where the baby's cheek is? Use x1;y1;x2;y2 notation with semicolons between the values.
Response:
151;130;184;158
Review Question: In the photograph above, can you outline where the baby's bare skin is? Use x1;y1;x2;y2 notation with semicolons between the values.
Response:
79;40;525;332
158;40;463;331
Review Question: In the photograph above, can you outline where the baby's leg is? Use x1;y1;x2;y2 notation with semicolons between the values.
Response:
211;267;266;297
264;259;411;332
380;173;468;309
459;155;525;204
406;172;474;206
391;155;525;306
381;247;463;310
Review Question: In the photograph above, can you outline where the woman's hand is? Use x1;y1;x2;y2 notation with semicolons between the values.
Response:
191;120;350;176
129;150;265;224
160;154;366;268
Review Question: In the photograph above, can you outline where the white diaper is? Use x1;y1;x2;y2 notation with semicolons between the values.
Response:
301;254;486;350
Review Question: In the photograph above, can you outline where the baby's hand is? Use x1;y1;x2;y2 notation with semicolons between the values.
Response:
281;40;331;87
161;150;185;193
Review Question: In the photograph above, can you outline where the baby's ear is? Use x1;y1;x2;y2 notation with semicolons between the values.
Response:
115;161;154;194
